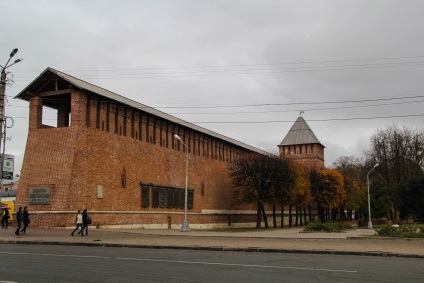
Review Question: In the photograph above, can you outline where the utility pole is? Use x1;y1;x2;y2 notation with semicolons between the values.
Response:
0;48;22;203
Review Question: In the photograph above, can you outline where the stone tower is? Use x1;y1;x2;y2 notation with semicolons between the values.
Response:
278;115;325;171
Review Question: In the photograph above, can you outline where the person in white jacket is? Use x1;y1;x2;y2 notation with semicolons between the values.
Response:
71;210;84;236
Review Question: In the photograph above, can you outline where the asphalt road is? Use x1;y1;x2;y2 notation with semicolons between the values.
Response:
0;244;422;283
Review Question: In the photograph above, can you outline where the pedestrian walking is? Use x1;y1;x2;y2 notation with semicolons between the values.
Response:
82;209;90;236
71;210;84;236
21;206;30;234
15;207;23;235
1;207;10;229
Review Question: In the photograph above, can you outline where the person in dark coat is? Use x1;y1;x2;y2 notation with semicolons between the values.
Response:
21;206;30;234
2;208;10;228
82;209;89;236
15;207;23;235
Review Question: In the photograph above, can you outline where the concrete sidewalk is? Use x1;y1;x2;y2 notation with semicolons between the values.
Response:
1;226;424;258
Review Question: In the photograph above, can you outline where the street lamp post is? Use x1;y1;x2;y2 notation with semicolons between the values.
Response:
367;163;379;229
0;48;22;200
1;49;22;122
174;134;190;232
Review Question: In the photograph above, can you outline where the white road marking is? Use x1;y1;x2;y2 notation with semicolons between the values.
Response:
0;251;357;273
0;251;109;259
115;257;357;273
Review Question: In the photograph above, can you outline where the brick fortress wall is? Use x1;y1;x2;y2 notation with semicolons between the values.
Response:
16;91;264;228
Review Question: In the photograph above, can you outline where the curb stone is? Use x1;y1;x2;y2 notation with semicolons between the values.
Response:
1;240;424;259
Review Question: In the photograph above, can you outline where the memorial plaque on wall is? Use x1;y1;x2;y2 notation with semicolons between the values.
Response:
28;187;50;205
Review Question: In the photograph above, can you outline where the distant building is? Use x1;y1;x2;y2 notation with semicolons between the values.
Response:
1;180;19;193
278;115;325;171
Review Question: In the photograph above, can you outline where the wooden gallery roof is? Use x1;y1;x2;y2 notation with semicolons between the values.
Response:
15;67;269;155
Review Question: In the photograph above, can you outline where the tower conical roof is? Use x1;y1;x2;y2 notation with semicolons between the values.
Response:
279;116;324;147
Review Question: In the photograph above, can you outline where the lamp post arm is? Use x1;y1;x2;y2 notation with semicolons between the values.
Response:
5;60;23;69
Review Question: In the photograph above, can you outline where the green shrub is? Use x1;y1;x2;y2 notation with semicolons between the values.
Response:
304;222;353;233
376;224;424;238
337;222;353;230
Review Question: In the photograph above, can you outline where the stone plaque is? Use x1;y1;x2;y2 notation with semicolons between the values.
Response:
29;187;50;205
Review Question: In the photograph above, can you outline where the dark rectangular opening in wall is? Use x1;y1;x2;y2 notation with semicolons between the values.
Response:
146;116;150;142
131;111;135;138
166;123;169;148
114;109;118;134
152;186;160;207
145;183;194;209
172;125;175;149
160;120;163;146
188;190;194;209
153;118;157;144
188;131;191;154
86;99;91;127
123;108;127;137
96;100;101;129
106;103;110;132
141;185;150;208
139;114;142;141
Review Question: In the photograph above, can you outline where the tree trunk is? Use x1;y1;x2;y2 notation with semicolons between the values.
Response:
272;205;276;228
326;208;330;223
318;206;324;222
308;205;312;222
289;204;292;227
256;200;261;228
295;206;299;227
303;206;308;226
332;208;337;222
299;206;303;226
281;205;284;228
261;202;269;228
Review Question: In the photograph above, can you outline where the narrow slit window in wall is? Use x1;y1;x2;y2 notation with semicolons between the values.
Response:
121;167;126;188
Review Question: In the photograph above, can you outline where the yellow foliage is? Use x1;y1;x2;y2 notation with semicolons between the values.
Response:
313;169;346;209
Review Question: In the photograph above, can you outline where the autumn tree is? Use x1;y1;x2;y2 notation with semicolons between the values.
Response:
365;124;424;219
229;153;282;228
311;169;345;222
333;156;365;221
289;166;311;227
343;176;364;220
332;156;364;184
268;157;298;228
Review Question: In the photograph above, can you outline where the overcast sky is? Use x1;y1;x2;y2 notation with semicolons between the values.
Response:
2;0;424;178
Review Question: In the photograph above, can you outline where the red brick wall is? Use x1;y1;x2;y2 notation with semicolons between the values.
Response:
279;144;325;171
16;91;260;228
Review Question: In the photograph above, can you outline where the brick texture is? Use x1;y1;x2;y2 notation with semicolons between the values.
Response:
16;91;259;228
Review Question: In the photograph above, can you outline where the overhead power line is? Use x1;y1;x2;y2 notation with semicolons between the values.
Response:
13;54;424;74
9;113;424;123
12;57;424;81
6;98;424;115
7;93;424;109
187;114;424;124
